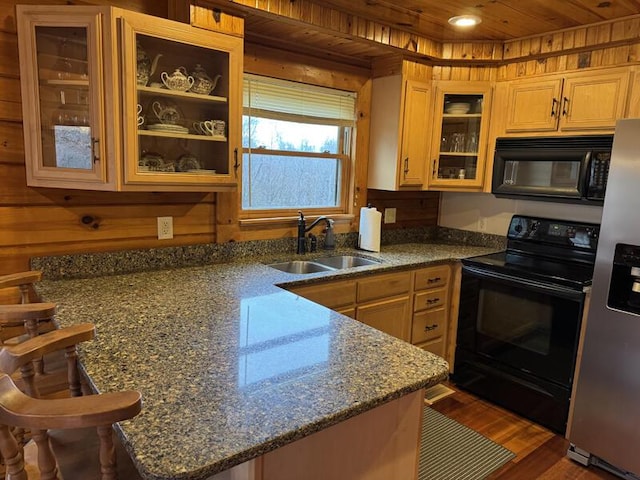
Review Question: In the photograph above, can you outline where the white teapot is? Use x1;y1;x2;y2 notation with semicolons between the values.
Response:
161;67;194;92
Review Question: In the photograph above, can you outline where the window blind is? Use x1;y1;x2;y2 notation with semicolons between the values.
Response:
243;74;356;126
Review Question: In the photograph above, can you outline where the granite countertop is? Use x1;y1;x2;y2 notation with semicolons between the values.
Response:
35;242;499;480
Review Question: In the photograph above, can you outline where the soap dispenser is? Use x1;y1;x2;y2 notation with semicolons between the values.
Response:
324;219;336;250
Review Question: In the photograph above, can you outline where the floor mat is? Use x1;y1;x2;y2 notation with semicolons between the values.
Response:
420;407;515;480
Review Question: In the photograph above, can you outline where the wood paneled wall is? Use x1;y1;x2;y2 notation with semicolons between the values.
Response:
0;0;214;275
367;190;439;230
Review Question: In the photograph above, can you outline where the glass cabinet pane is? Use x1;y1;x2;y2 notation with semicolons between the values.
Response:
134;33;231;176
35;26;93;170
436;93;484;181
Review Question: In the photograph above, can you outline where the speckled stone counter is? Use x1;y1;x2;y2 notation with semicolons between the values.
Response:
35;242;499;480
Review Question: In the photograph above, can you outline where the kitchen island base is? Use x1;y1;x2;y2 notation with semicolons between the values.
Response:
212;389;424;480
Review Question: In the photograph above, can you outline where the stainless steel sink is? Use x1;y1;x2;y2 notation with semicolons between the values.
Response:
268;255;381;274
268;260;335;274
313;255;381;269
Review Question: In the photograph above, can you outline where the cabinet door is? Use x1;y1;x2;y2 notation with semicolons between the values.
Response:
559;70;630;131
428;82;492;190
504;78;562;133
17;7;114;190
356;297;411;342
120;11;242;191
398;80;430;188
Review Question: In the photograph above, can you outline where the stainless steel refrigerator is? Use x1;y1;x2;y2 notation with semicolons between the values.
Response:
568;118;640;479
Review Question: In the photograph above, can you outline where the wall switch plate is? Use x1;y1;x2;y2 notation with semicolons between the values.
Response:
157;216;174;240
384;208;397;224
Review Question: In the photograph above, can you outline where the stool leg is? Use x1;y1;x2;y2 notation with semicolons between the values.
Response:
97;425;117;480
65;345;82;397
0;424;27;480
32;429;58;480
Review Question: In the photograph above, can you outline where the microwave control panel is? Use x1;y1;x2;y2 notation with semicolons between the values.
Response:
586;151;611;199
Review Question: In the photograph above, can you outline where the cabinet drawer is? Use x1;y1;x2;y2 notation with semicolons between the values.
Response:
290;280;356;309
357;271;411;303
414;287;448;312
412;308;446;344
416;338;445;358
414;265;450;291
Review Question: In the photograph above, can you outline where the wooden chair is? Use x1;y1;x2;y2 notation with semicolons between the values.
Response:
0;324;142;479
0;271;42;305
0;303;58;376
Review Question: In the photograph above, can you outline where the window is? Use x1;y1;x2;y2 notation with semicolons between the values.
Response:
242;74;356;214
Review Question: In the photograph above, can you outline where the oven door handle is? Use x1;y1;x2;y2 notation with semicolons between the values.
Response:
462;265;585;301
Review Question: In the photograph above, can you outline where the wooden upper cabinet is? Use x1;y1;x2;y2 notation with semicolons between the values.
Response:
504;79;563;132
427;81;493;191
504;68;630;134
16;5;243;192
368;75;431;191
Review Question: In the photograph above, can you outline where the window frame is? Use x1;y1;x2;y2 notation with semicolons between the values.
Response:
239;75;356;220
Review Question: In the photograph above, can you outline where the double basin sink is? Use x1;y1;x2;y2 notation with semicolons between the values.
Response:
268;255;381;274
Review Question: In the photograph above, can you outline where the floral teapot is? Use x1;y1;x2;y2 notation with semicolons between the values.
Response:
189;64;222;95
161;67;194;92
136;42;162;86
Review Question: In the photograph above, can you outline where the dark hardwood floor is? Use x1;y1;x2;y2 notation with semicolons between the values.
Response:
432;383;620;480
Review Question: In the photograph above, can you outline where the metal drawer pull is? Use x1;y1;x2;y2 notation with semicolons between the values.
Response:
424;324;438;331
427;277;441;283
426;298;440;304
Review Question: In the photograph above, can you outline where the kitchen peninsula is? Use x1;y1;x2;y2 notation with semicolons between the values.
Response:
33;242;496;480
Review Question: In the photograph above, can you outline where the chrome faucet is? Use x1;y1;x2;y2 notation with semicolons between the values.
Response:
297;211;335;254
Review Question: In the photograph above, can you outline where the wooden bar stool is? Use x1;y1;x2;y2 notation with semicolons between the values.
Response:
0;271;42;305
0;324;142;479
0;303;58;377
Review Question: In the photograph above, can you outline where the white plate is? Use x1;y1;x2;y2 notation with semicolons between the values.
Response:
147;124;189;133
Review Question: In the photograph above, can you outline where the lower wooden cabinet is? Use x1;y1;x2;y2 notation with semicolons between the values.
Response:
356;297;411;342
411;265;451;360
287;264;454;366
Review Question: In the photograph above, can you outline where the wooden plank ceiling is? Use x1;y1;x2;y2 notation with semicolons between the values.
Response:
201;0;640;66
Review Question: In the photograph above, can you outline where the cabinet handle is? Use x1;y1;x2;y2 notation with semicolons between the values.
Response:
427;277;441;284
403;157;409;176
233;148;240;176
424;324;438;332
551;98;558;117
432;160;437;178
91;137;100;163
426;298;440;305
562;96;569;116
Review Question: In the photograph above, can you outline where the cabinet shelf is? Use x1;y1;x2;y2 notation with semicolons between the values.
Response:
137;85;227;104
138;129;227;141
43;79;89;87
442;113;482;118
439;151;478;157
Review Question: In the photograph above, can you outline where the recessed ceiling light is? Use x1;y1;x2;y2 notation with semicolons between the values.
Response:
448;15;482;28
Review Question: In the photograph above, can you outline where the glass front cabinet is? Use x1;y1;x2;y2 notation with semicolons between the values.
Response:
17;6;242;191
428;82;493;190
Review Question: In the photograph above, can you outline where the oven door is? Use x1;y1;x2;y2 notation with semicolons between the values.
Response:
456;265;584;388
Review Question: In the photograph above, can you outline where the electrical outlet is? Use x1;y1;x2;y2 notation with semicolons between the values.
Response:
384;208;397;224
477;217;487;232
157;216;173;240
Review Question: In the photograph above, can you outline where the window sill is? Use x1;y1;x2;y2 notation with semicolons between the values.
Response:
239;214;354;229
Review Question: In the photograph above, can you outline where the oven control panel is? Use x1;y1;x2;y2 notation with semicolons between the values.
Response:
508;215;600;251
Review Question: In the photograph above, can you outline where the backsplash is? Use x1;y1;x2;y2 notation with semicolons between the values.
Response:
32;227;505;280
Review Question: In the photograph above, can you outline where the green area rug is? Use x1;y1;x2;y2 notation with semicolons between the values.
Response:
419;407;515;480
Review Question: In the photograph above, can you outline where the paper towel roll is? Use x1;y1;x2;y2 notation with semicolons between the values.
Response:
359;206;382;252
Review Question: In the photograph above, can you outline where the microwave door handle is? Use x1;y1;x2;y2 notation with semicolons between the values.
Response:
581;151;593;195
462;265;585;301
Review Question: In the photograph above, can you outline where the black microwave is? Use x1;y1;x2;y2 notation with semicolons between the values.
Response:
492;135;613;204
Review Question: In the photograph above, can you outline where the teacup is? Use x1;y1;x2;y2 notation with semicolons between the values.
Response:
137;104;144;126
211;120;225;136
194;120;217;136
